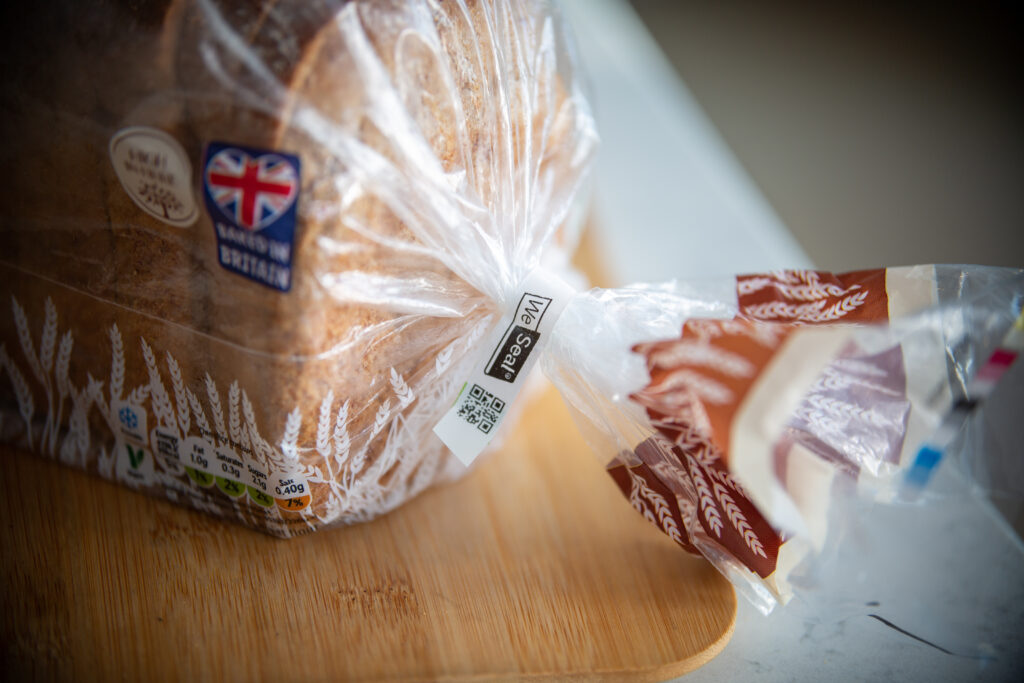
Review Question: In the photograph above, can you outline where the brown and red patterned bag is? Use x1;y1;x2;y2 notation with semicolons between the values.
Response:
544;265;1023;610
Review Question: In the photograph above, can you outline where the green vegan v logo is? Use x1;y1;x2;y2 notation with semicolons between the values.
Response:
126;443;145;469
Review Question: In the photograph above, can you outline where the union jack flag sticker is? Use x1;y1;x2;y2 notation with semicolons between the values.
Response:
202;142;301;292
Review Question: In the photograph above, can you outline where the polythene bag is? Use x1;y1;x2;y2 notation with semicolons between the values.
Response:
1;3;1021;656
543;264;1024;657
0;0;597;536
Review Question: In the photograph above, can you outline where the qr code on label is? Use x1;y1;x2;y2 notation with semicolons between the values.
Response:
456;384;506;434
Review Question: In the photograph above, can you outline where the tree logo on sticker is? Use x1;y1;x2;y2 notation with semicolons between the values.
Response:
109;126;199;228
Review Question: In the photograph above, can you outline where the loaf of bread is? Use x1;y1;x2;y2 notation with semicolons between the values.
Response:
0;0;597;535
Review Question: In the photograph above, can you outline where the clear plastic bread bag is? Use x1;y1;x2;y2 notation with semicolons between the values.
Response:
0;0;596;535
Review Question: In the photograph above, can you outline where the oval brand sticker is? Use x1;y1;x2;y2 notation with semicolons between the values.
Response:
109;126;198;227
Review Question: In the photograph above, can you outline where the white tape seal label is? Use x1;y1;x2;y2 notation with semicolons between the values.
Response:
433;268;576;466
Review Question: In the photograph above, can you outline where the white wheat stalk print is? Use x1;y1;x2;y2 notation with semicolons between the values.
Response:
12;297;45;388
464;319;489;350
348;399;391;482
281;407;302;464
51;331;73;452
711;480;766;559
656;368;734;405
313;391;343;496
1;344;35;449
649;342;754;377
140;338;176;431
186;388;212;439
166;352;190;436
39;299;57;374
685;455;723;538
629;469;683;545
370;399;391;440
36;299;59;454
741;272;869;324
54;332;73;402
241;389;268;466
205;374;228;446
228;381;247;450
802;290;869;323
390;368;414;408
742;299;824;321
347;401;385;482
434;343;454;377
0;295;460;531
738;274;854;301
705;463;749;498
71;386;93;464
11;297;57;452
628;470;657;525
126;384;150;406
651;460;690;491
804;394;892;427
316;390;334;460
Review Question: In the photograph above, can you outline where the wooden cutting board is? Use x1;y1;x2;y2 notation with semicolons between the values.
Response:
0;385;734;681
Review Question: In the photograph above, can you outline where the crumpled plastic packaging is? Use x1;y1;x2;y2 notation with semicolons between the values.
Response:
545;265;1024;616
1;1;1021;644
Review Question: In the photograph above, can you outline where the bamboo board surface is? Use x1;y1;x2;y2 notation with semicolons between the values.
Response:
0;385;735;681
